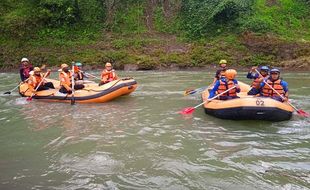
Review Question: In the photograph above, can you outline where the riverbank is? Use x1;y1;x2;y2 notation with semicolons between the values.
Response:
1;32;310;72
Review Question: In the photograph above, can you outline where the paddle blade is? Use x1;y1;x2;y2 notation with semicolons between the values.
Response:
3;91;11;95
297;109;310;117
184;89;194;96
26;97;32;101
71;97;75;105
179;107;195;115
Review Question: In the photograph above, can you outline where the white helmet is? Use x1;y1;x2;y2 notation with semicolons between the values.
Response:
21;58;29;62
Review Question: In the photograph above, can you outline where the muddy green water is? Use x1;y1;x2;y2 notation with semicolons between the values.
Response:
0;71;309;190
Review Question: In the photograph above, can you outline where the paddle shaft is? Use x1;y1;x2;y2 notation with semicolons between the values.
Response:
194;85;237;109
4;78;30;94
71;64;75;105
186;84;213;96
81;71;101;80
254;69;299;111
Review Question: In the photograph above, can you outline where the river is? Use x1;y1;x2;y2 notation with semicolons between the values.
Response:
0;71;309;190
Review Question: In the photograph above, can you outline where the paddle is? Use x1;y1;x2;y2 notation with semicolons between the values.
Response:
82;71;101;80
26;72;49;101
71;63;75;105
180;86;237;115
255;69;309;117
3;79;28;95
184;84;213;96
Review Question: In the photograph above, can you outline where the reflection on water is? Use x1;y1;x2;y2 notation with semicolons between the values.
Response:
0;71;309;190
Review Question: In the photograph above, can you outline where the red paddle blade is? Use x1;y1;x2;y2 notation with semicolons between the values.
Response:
179;107;195;115
297;109;310;117
26;97;32;101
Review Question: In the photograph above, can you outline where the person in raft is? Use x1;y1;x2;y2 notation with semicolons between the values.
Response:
208;69;240;100
246;66;269;95
27;67;55;92
19;58;34;82
259;68;289;102
211;59;228;85
99;62;118;86
59;64;85;94
73;62;86;81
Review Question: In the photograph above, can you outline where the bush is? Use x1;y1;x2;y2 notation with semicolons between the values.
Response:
239;16;272;33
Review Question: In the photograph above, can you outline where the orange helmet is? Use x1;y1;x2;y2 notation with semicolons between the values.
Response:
225;69;237;80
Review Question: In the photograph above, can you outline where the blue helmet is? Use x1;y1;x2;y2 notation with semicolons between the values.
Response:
270;68;280;73
75;62;82;67
260;66;269;71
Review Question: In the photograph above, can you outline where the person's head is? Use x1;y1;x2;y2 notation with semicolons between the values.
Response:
74;62;82;72
225;69;237;80
21;58;29;67
105;62;113;71
270;68;280;81
260;66;269;76
219;59;227;70
61;63;69;73
33;67;41;76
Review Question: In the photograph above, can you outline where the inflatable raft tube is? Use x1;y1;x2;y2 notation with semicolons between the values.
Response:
19;78;137;103
201;81;293;121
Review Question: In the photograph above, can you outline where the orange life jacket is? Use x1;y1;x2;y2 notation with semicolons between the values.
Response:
251;75;268;88
217;79;237;97
262;79;285;97
101;69;117;82
28;74;44;89
59;71;72;87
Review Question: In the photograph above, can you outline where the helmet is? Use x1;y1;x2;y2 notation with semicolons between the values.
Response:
105;62;112;67
225;69;237;80
260;66;269;71
33;67;41;72
219;59;227;64
21;58;29;63
270;68;280;74
75;62;82;67
61;63;69;69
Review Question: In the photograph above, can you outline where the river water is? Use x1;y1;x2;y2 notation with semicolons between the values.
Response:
0;71;309;190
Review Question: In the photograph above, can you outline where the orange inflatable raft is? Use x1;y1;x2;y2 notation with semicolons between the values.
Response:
201;81;294;121
19;78;137;103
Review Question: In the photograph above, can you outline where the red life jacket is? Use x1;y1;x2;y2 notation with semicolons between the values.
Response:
217;79;237;97
262;79;285;97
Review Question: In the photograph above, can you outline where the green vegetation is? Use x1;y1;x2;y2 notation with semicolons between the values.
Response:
0;0;310;70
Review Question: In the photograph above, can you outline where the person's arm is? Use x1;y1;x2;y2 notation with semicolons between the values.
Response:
246;72;253;79
281;81;289;101
212;77;217;85
208;81;220;99
20;68;25;81
233;80;241;93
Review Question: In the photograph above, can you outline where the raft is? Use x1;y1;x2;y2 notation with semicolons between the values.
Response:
19;78;137;103
201;81;293;121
